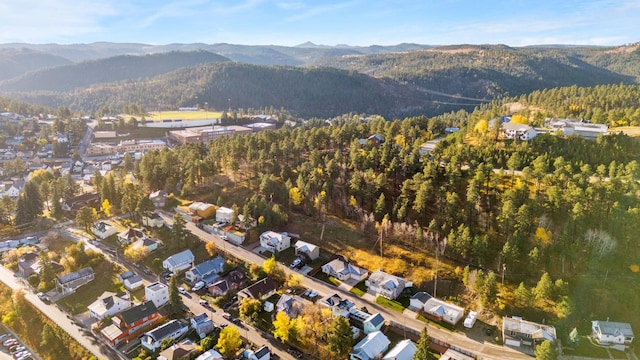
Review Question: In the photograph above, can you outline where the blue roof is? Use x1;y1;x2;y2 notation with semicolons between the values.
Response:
365;313;385;328
191;256;224;277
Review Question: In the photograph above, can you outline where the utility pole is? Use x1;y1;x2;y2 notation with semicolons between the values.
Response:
434;240;439;298
502;263;506;285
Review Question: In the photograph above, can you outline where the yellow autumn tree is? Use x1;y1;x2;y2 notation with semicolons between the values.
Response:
474;119;489;133
535;227;553;246
510;114;529;124
289;187;304;206
100;199;112;217
272;311;294;343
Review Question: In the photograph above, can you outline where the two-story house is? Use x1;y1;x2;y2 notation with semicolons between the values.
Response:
238;277;277;301
365;270;406;300
88;291;132;320
56;267;95;295
100;301;163;346
191;313;215;339
184;256;225;284
322;257;368;282
92;221;118;240
145;282;169;308
208;270;247;297
259;231;291;253
140;320;189;352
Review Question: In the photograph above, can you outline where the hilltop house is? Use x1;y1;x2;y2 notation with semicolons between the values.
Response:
56;267;95;295
163;249;195;274
502;123;537;141
140;320;189;352
365;270;406;300
88;291;132;320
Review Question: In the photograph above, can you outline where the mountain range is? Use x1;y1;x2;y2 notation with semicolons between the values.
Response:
0;41;639;118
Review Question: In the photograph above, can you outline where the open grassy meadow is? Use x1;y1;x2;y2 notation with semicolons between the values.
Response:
610;126;640;137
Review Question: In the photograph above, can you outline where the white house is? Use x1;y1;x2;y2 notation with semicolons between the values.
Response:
365;270;406;300
216;206;234;223
502;316;556;348
502;122;537;141
123;274;143;291
423;298;465;326
243;345;271;360
6;180;24;198
184;256;225;284
149;190;168;208
142;212;164;228
191;313;215;339
131;237;160;253
321;257;368;282
349;308;385;334
88;291;132;320
294;240;320;261
260;231;291;253
592;320;634;346
409;292;432;311
196;349;224;360
145;282;169;308
92;222;117;240
117;228;146;245
350;331;390;360
321;293;355;318
56;267;95;295
163;249;195;274
382;339;417;360
140;320;189;352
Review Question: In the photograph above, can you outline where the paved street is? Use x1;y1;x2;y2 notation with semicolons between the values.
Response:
162;212;534;360
0;265;120;360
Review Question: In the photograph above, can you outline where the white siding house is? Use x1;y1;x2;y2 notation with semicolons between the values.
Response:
260;231;291;253
365;270;406;300
592;321;634;346
163;249;195;274
145;282;169;308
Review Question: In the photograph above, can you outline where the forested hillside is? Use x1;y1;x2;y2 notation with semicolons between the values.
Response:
0;50;230;92
7;63;430;118
314;45;636;103
0;48;71;81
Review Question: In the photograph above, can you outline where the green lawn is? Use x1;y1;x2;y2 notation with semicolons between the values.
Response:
313;271;341;287
558;336;610;358
375;296;405;313
350;280;367;297
57;261;122;314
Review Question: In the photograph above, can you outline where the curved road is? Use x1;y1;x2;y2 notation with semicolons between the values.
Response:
161;212;533;360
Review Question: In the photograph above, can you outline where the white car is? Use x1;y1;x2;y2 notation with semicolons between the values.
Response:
464;311;478;328
192;281;205;292
178;287;187;295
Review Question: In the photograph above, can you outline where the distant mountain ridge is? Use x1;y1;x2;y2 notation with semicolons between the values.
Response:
0;50;230;92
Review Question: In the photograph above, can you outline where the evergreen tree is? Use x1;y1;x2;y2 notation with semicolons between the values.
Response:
166;275;185;317
535;340;557;360
414;327;432;360
324;316;353;359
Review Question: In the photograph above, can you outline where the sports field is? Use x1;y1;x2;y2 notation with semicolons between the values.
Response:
123;110;223;121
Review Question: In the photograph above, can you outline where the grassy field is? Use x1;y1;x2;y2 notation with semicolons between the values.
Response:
350;280;367;297
122;110;223;121
375;296;405;313
610;126;640;137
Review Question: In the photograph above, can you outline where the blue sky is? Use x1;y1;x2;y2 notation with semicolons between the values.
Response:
0;0;638;46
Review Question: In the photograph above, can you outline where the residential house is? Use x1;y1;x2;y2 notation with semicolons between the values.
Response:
320;293;355;318
100;301;163;346
592;320;634;346
349;308;385;334
409;292;432;311
382;339;417;360
185;256;225;284
119;271;143;290
92;221;117;240
149;190;168;208
188;202;216;219
56;267;95;295
145;282;169;308
6;180;24;198
132;237;161;253
366;134;385;147
322;257;368;282
350;331;390;360
440;349;476;360
502;123;537;141
238;277;277;301
422;298;464;326
216;206;234;223
17;252;39;277
276;294;303;319
260;231;291;253
294;240;320;261
196;349;224;360
61;192;100;212
88;291;132;320
142;212;165;228
208;270;247;297
140;319;189;352
365;270;406;300
191;313;215;339
158;341;197;360
118;228;146;245
243;345;271;360
502;316;557;348
548;118;609;139
163;249;195;274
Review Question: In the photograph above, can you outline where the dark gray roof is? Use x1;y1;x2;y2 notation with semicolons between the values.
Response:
57;267;94;285
254;345;270;358
145;319;188;342
243;277;276;299
411;291;432;303
365;313;385;328
120;300;158;325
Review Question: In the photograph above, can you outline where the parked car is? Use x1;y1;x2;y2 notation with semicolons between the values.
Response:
178;287;187;295
192;281;205;292
36;292;50;303
143;268;153;275
289;258;304;269
199;299;209;307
